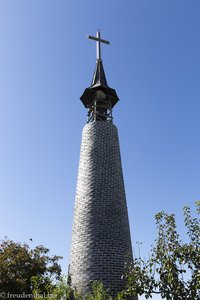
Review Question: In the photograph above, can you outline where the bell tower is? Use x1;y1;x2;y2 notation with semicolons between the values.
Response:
68;32;136;298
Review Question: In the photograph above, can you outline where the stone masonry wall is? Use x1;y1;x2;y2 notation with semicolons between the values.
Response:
69;121;133;296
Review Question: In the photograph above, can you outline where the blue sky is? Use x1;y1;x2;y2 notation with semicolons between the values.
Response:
0;1;199;299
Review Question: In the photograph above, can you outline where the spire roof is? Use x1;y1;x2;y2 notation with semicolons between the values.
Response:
91;59;108;88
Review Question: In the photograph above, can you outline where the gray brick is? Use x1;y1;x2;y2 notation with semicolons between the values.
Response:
68;121;135;297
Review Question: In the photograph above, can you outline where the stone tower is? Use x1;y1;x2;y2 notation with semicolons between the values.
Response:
68;32;135;297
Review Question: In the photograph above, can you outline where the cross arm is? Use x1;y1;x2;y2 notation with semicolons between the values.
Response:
87;35;110;45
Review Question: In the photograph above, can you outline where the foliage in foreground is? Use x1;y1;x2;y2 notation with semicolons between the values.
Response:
0;238;62;298
121;202;200;300
32;278;113;300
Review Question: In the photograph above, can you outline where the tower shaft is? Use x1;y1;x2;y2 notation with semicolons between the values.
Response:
69;122;133;296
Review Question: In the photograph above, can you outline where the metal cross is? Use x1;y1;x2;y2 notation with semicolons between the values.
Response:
87;31;110;61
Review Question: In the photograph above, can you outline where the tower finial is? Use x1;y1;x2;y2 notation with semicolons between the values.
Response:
87;31;110;61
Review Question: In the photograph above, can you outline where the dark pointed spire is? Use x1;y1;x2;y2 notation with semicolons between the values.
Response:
91;59;108;88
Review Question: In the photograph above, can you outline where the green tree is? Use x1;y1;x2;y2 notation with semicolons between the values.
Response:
121;202;200;300
51;280;113;300
84;281;113;300
32;275;75;300
0;238;62;298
